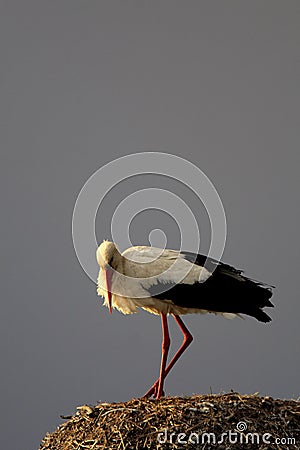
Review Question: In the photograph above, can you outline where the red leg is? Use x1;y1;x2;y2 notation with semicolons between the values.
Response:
143;314;193;398
156;313;170;399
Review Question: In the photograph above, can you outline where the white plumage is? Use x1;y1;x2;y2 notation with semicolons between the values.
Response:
97;240;219;316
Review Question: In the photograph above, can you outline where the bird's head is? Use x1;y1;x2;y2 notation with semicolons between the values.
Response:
96;240;121;314
96;240;120;268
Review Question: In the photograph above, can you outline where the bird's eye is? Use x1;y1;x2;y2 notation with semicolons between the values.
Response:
108;256;114;266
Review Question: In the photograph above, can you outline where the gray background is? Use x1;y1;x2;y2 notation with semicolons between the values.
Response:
1;2;299;449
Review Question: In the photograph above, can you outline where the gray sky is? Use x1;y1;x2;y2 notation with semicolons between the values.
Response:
1;2;299;449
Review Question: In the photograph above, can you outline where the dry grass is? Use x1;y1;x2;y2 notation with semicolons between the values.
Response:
39;393;300;449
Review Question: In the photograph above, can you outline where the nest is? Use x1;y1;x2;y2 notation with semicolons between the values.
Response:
40;393;300;449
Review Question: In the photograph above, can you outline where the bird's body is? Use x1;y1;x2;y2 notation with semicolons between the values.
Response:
96;240;274;398
97;241;273;321
97;244;211;316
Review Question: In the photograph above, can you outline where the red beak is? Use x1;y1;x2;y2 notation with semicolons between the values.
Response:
104;268;113;314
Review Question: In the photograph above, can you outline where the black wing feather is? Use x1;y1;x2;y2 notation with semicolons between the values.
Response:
147;252;274;323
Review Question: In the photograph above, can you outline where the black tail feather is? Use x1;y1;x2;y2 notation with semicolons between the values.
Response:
244;307;272;323
149;257;274;322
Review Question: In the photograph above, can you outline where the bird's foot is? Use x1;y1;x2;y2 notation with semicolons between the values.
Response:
142;382;164;399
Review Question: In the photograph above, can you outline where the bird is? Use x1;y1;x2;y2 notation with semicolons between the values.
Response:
96;240;274;399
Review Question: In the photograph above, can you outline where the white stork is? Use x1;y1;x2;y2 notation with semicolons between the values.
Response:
96;240;273;399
